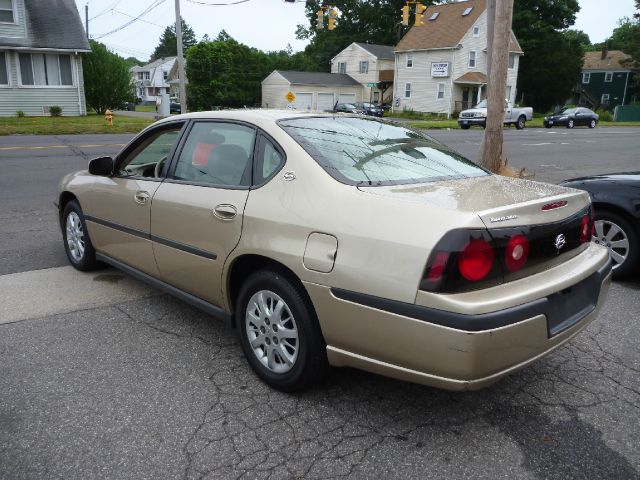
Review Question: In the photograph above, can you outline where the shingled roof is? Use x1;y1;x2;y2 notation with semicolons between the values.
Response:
273;71;361;87
583;50;633;71
354;43;395;60
0;0;90;51
395;0;522;54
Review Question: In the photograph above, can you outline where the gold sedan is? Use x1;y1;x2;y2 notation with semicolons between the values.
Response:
57;110;612;391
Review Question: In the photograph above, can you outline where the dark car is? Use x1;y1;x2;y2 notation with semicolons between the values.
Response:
561;172;640;279
170;101;181;114
353;102;384;117
333;103;365;114
544;107;599;129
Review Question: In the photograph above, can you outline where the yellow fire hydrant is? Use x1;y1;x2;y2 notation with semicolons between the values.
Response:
104;109;113;126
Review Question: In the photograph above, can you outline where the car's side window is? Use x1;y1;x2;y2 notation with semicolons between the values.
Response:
173;122;256;187
254;135;285;186
118;125;183;178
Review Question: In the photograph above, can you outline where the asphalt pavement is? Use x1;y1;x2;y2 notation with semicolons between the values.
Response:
1;128;639;479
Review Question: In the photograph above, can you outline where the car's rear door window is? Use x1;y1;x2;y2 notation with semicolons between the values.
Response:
172;122;256;187
279;117;487;186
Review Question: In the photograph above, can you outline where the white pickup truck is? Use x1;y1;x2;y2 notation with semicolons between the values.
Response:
458;99;533;130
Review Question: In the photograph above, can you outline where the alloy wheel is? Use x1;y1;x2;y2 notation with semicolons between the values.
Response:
245;290;299;374
66;211;85;262
593;219;629;270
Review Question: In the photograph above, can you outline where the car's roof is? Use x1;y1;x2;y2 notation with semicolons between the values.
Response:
156;109;335;125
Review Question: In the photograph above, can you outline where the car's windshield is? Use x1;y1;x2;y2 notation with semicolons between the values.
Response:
279;117;488;186
340;104;356;109
562;108;577;114
475;99;487;108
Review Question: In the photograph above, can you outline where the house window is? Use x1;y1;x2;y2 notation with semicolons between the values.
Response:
406;54;413;68
473;26;480;37
338;62;346;74
137;72;144;80
359;61;369;74
604;71;613;82
436;83;445;100
506;85;512;101
144;71;150;80
0;0;15;23
582;72;590;84
0;52;8;85
468;51;476;68
429;12;440;21
462;7;473;16
163;71;168;80
19;53;73;86
404;83;411;98
601;93;610;103
508;54;516;69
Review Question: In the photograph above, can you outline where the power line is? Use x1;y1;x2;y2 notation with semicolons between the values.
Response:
186;0;251;6
94;0;166;39
113;9;166;28
89;0;122;21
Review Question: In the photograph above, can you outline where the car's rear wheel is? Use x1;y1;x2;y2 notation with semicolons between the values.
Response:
589;119;597;128
236;269;329;391
544;123;552;128
516;115;526;130
567;119;575;129
593;210;639;279
62;200;102;271
460;124;470;130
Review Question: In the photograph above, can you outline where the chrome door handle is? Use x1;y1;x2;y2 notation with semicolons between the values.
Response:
213;204;237;220
134;191;150;205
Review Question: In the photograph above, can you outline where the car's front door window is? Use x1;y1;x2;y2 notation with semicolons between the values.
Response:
118;126;183;178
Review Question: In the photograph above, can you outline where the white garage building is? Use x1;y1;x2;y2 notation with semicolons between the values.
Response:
261;70;363;111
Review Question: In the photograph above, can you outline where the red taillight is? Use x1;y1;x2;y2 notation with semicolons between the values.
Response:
580;214;590;243
504;234;530;272
458;238;494;281
427;251;450;282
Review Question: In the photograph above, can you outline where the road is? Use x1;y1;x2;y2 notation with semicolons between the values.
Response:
1;129;639;479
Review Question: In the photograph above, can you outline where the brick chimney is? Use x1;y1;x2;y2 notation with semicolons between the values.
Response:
601;43;609;60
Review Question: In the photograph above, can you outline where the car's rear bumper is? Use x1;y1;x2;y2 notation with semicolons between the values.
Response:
305;243;611;390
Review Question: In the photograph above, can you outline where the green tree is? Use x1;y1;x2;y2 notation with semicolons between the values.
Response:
124;56;143;68
563;29;591;50
83;40;134;114
512;0;583;111
151;18;197;61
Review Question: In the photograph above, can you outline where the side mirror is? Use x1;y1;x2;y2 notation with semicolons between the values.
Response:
88;156;114;176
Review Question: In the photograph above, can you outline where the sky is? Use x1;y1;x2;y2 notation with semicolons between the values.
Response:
75;0;638;62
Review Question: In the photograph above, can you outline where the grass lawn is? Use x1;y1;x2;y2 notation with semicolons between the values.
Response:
406;118;640;129
0;114;155;135
135;105;157;112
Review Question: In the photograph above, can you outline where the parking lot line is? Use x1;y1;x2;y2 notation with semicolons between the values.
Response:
0;266;158;325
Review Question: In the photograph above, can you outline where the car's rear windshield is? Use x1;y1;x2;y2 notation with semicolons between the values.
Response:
279;116;488;186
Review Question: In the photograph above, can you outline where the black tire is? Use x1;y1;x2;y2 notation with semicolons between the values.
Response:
567;119;575;129
460;124;470;130
516;115;526;130
593;210;639;280
236;269;329;391
62;200;102;271
544;123;552;128
589;119;597;129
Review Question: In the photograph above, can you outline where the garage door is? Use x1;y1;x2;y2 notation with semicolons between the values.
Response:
338;93;356;104
317;93;335;112
293;93;312;111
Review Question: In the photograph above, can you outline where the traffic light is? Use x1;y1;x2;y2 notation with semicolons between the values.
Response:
316;9;324;29
328;9;337;30
401;5;409;26
415;4;427;26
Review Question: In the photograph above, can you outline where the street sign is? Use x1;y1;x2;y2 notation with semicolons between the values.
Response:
285;91;296;103
367;82;377;87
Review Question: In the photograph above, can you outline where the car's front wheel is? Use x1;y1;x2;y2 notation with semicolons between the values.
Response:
62;200;102;271
593;210;639;279
567;119;575;129
460;124;470;130
589;119;597;128
237;269;329;391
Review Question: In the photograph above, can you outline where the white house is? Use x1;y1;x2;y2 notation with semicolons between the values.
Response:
0;0;90;116
393;0;523;116
261;70;362;111
130;56;176;104
330;42;395;105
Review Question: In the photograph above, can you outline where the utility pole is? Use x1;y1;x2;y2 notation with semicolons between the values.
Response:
85;3;89;40
174;0;187;113
480;0;513;173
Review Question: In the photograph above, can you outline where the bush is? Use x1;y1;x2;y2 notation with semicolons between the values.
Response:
595;108;613;122
49;106;62;117
16;110;25;117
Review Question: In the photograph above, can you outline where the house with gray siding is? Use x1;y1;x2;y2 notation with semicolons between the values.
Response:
131;57;177;104
0;0;90;116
